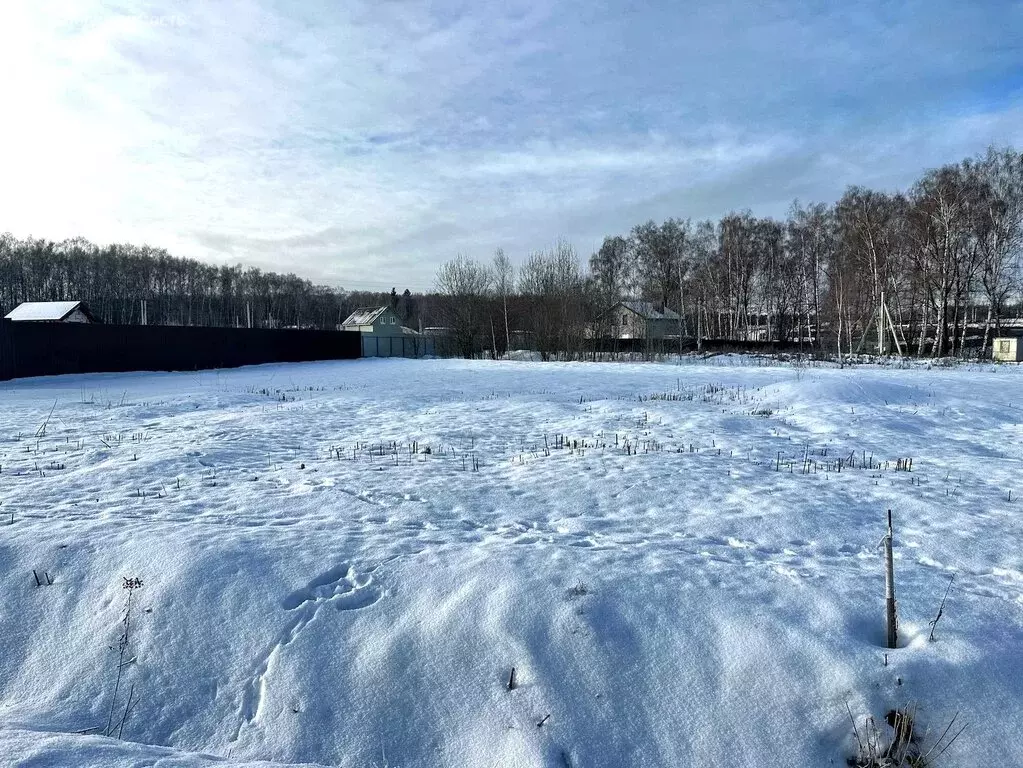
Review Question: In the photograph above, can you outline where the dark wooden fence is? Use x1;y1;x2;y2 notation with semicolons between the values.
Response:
0;320;361;381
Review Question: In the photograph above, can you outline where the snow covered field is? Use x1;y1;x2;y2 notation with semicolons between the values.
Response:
1;357;1022;767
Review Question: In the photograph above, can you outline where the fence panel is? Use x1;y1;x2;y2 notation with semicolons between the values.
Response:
0;321;361;381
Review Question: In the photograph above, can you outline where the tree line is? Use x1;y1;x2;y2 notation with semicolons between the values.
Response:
2;146;1020;359
432;146;1023;359
0;234;415;330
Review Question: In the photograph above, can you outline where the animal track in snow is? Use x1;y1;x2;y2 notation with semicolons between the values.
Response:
281;564;379;611
232;564;381;742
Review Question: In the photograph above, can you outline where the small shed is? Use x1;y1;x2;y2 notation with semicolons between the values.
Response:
993;337;1023;362
5;301;97;323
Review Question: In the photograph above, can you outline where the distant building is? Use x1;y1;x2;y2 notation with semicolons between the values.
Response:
4;301;97;324
993;336;1023;362
340;306;404;335
594;300;681;339
341;306;430;358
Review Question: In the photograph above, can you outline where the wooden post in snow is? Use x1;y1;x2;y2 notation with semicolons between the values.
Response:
878;291;886;355
884;509;898;649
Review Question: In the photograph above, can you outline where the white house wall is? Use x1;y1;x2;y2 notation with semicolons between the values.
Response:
65;309;91;323
604;306;681;340
352;310;403;336
993;338;1022;362
608;310;647;339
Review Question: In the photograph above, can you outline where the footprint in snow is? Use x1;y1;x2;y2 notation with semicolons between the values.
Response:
233;565;382;742
280;564;380;611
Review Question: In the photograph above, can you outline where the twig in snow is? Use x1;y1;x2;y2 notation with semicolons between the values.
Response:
846;700;865;758
115;683;138;739
35;400;57;438
105;577;143;737
928;573;956;642
920;712;968;763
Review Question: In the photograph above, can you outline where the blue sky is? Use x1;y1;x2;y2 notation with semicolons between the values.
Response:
1;0;1021;290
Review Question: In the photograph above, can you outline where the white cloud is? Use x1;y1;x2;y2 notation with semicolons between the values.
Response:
0;0;1020;291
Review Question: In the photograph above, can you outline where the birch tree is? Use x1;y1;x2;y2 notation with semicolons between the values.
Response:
969;149;1023;349
492;248;514;354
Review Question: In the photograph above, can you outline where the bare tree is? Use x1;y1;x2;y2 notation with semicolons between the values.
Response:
518;241;586;360
492;249;514;354
787;201;834;350
969;149;1023;351
632;219;689;312
589;236;633;304
834;188;910;354
907;167;976;357
588;235;632;339
717;212;760;340
434;254;493;358
687;220;717;345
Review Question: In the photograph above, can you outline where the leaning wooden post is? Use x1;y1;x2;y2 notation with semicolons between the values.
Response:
884;509;898;649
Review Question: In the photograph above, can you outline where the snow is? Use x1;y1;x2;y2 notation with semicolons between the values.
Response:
340;306;390;327
1;358;1022;766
